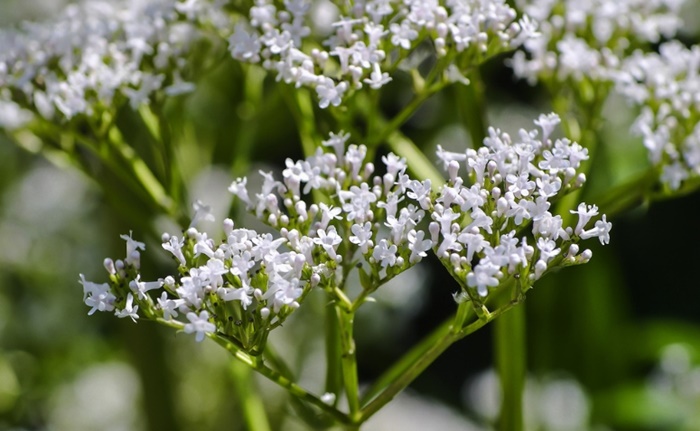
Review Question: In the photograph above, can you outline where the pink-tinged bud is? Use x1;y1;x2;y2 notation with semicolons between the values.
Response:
448;160;460;182
279;215;289;226
534;259;547;279
223;218;234;235
268;213;278;226
580;249;593;262
104;258;116;275
363;162;374;179
429;221;440;244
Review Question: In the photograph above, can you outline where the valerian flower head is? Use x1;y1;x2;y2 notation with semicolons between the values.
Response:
432;113;610;298
79;114;610;348
228;0;538;108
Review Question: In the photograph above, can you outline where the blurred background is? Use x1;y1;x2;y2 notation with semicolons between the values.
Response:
2;1;700;430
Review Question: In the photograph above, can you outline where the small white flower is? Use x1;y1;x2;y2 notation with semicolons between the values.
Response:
115;293;139;322
184;310;216;342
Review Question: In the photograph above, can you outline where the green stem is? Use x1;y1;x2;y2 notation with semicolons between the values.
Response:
359;316;455;406
291;88;318;158
359;327;462;422
494;304;526;431
229;360;271;431
107;125;177;217
337;307;361;421
325;302;343;404
358;302;473;422
232;64;265;176
209;333;352;425
457;69;488;148
368;81;448;147
593;166;657;217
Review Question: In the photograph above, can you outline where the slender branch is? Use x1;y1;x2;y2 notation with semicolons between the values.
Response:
208;333;353;425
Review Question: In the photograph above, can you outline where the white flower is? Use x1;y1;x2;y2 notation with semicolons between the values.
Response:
338;183;377;223
580;215;612;245
120;232;146;267
313;226;342;260
408;230;433;264
570;203;599;235
129;275;163;300
372;239;398;268
467;263;501;297
316;78;347;108
157;292;181;320
350;222;374;254
80;274;116;315
184;311;216;342
115;293;139;322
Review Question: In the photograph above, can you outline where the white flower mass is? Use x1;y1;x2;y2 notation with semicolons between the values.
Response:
80;114;609;344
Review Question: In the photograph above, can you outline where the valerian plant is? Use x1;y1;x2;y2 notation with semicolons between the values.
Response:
2;0;699;429
79;116;609;427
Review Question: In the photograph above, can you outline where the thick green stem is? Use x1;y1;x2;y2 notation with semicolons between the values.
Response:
337;307;361;421
494;304;526;431
457;69;488;148
229;360;271;431
231;65;265;176
325;302;343;404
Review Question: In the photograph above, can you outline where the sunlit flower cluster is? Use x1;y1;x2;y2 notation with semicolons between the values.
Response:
0;0;228;124
80;219;323;352
80;114;611;344
229;0;538;108
433;113;610;298
229;130;435;286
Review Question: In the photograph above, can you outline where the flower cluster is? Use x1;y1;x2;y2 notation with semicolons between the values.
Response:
0;0;228;124
229;130;435;288
432;113;611;299
614;42;700;190
228;0;538;108
510;0;685;85
80;113;611;344
80;220;322;352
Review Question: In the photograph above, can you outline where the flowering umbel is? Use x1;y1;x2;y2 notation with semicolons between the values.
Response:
80;113;610;347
